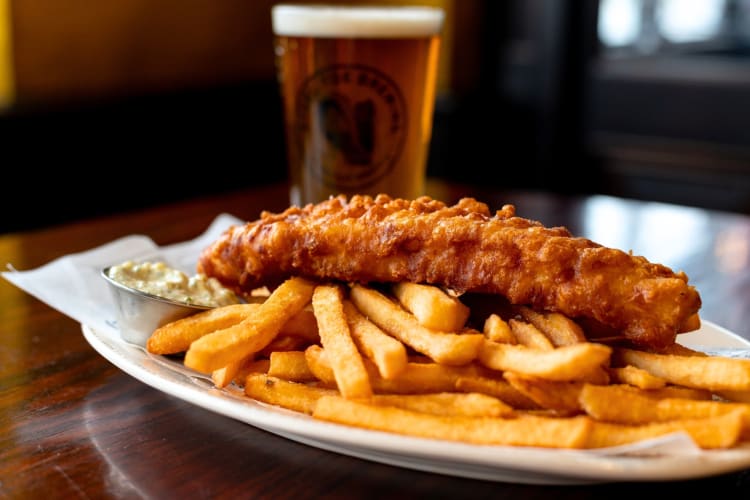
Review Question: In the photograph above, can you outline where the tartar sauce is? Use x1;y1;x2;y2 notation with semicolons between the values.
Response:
107;260;240;307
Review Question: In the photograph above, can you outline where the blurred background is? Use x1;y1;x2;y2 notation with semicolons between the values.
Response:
1;0;749;233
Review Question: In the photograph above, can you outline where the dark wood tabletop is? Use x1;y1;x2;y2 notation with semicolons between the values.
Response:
2;179;750;498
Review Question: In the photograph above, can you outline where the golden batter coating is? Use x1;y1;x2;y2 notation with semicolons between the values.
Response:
197;194;701;348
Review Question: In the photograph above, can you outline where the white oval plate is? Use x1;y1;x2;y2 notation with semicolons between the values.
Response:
82;320;750;485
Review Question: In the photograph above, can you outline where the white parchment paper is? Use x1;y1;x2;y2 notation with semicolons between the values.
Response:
2;213;243;339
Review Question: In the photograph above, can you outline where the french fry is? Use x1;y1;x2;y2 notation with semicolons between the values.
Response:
245;374;337;414
515;306;586;346
623;384;712;401
508;319;554;350
483;314;516;344
369;392;514;418
350;284;483;365
147;300;316;355
147;303;260;354
184;277;315;373
342;300;408;379
312;284;372;398
366;361;485;394
304;345;337;385
580;383;750;433
503;372;583;412
478;340;612;381
212;354;252;389
233;358;271;386
392;282;470;331
455;376;541;410
277;305;319;342
616;347;750;391
268;350;317;382
305;345;481;394
608;365;667;390
313;396;592;448
579;365;611;385
716;389;750;404
259;334;312;357
586;411;745;449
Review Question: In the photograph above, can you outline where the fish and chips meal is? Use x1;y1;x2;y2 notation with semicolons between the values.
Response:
145;194;750;450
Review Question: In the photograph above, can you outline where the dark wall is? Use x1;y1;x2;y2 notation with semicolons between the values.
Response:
1;81;288;233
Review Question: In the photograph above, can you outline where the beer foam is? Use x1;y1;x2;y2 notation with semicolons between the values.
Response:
271;5;444;38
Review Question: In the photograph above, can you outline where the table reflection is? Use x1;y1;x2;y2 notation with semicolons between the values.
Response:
578;195;750;340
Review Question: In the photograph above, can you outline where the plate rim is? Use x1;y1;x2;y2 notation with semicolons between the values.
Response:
81;320;750;485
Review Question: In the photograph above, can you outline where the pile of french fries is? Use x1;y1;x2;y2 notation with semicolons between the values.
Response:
146;276;750;450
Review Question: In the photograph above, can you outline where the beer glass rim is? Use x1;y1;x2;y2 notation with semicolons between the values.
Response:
271;4;445;38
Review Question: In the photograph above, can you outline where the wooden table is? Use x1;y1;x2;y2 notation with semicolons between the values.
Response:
2;180;750;498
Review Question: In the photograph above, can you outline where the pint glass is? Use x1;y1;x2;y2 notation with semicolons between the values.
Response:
271;4;445;205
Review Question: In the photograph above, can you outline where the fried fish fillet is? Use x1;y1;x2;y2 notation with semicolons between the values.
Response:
197;194;701;348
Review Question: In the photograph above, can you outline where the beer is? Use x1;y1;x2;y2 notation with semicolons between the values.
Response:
271;5;445;205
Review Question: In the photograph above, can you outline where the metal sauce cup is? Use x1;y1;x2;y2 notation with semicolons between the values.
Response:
101;266;212;346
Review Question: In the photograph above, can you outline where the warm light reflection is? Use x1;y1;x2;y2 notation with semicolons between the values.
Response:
84;400;151;498
599;0;729;49
0;0;12;108
599;0;643;47
714;225;750;274
581;196;711;270
657;0;726;42
579;196;633;250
